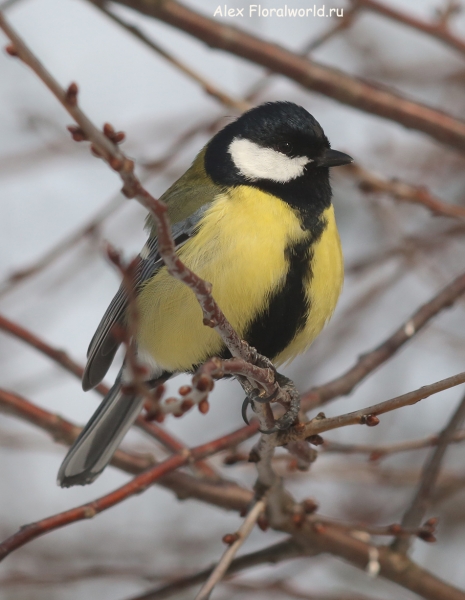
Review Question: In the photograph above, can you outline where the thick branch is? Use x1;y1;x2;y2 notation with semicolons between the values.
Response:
105;0;465;152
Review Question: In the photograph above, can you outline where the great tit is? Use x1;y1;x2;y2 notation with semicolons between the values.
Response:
58;101;352;487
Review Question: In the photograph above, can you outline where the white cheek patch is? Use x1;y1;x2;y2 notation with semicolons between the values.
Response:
228;137;311;183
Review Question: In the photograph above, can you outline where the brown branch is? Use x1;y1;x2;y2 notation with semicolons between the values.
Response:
0;13;252;361
344;163;465;219
278;522;465;600
0;11;299;421
0;312;220;478
150;356;280;421
392;391;465;553
282;370;465;444
92;2;249;113
323;429;465;460
0;420;259;562
0;387;255;512
2;388;463;600
353;0;465;58
0;388;155;475
0;194;124;297
0;312;109;397
104;0;465;153
310;515;437;543
194;499;266;600
302;270;465;411
127;539;303;600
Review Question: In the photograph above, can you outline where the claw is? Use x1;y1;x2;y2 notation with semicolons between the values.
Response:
241;396;251;425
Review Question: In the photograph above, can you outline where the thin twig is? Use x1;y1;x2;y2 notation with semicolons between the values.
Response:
0;422;260;562
0;312;221;477
194;499;266;600
323;429;465;460
353;0;465;57
107;0;465;153
392;391;465;553
127;539;303;600
92;1;250;112
280;370;465;444
344;163;465;219
0;194;124;297
302;270;465;410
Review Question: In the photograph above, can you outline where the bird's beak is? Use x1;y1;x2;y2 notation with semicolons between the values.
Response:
315;149;353;168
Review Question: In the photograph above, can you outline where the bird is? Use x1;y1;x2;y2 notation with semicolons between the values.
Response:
57;101;352;487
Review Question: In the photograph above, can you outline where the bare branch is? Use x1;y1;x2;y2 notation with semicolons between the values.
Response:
353;0;465;58
127;539;303;600
303;270;465;411
344;163;465;220
0;195;124;297
105;0;465;153
194;499;266;600
0;421;259;562
91;1;250;112
392;391;465;553
323;429;465;460
281;370;465;444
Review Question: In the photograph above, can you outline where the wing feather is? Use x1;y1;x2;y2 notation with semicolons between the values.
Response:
82;204;210;390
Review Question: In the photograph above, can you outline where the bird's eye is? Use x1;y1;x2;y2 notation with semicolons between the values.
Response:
276;141;293;155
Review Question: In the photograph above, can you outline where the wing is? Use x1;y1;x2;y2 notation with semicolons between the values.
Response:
82;203;210;391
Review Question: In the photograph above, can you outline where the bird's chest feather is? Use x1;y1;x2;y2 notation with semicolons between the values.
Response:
137;187;342;371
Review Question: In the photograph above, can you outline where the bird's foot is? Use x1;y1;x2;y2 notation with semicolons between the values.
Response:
241;374;300;434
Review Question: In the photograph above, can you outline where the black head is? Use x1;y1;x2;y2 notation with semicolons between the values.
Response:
204;102;352;226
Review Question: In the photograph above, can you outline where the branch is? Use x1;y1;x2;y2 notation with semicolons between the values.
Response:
2;388;463;600
0;421;258;562
393;391;465;553
280;370;465;444
353;0;465;58
127;539;303;600
302;270;465;410
323;429;465;460
0;11;301;426
0;311;220;478
0;194;124;297
0;388;155;475
343;163;465;219
105;0;465;153
91;2;250;112
194;499;266;600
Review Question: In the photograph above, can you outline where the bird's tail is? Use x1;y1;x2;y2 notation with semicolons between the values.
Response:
57;379;145;488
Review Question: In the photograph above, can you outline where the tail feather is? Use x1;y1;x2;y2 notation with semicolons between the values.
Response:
57;381;144;487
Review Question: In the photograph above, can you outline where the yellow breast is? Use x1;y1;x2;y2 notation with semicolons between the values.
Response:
136;186;343;372
274;203;343;365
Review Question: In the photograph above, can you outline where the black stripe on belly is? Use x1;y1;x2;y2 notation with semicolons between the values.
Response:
241;238;313;361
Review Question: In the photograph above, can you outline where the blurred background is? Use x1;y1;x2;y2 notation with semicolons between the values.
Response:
1;0;465;598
